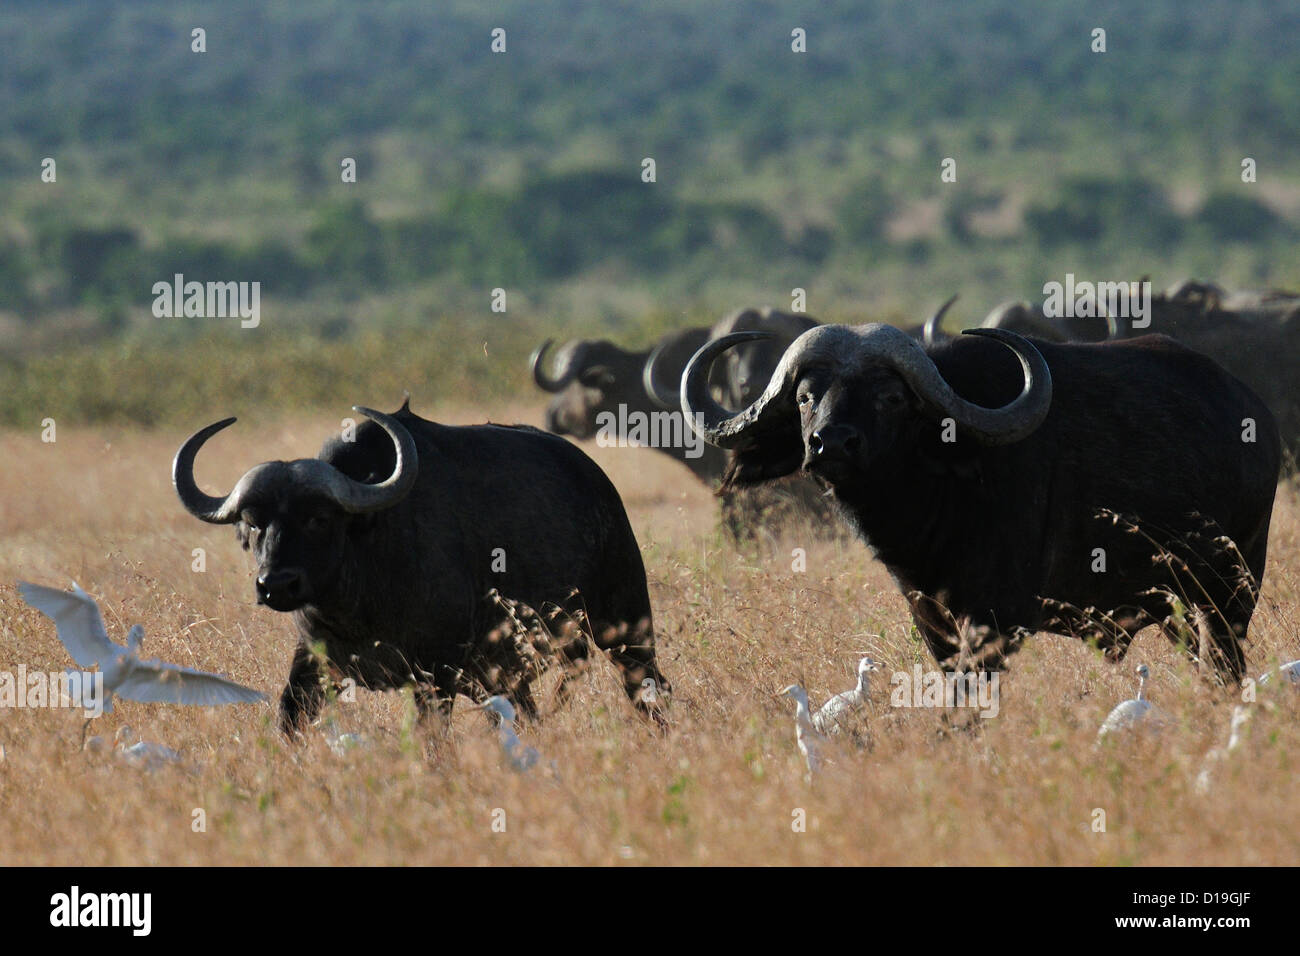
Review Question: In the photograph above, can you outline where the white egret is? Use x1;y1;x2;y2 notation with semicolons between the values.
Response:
479;695;541;772
317;717;366;756
813;656;879;735
1194;705;1251;794
779;684;827;781
635;676;669;725
18;581;267;733
1257;659;1300;687
1097;664;1160;741
112;725;184;771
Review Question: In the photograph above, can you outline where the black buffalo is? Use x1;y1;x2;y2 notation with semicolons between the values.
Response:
531;330;726;484
682;325;1280;682
174;402;668;733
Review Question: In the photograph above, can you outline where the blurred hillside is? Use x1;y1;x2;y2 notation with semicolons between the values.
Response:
1;0;1298;421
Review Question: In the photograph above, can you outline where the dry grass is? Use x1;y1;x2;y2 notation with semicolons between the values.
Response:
1;404;1298;866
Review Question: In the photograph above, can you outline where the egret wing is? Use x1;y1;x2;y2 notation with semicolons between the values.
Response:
17;581;119;667
116;660;266;706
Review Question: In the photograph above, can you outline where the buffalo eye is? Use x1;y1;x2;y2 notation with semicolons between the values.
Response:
877;390;905;411
304;511;332;535
241;510;264;532
797;391;813;409
579;367;616;390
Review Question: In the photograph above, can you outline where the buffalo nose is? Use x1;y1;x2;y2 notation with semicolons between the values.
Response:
809;425;862;460
257;570;305;605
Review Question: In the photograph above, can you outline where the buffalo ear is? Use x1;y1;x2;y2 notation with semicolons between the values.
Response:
718;437;804;492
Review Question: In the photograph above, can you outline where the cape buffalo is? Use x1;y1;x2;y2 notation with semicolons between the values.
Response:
681;325;1280;682
530;329;725;484
174;402;668;733
926;297;1114;346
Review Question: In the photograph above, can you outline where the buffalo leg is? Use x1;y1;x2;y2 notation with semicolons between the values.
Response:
280;642;327;736
414;683;455;726
593;617;671;716
904;591;963;664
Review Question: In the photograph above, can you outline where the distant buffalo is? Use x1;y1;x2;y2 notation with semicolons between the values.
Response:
924;296;1114;346
645;307;849;542
682;324;1279;683
175;402;668;733
645;307;820;413
531;330;725;483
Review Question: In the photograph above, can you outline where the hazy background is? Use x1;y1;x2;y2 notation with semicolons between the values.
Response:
1;0;1298;424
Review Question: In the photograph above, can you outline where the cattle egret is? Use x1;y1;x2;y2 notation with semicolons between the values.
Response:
1257;659;1300;687
479;695;541;772
1097;664;1160;740
638;677;662;706
317;717;366;756
1194;705;1251;794
17;581;266;739
636;676;670;726
813;656;879;735
779;684;827;781
113;725;184;771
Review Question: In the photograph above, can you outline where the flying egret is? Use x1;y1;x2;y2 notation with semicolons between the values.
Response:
779;684;827;781
813;656;879;735
1257;659;1300;687
1194;705;1251;794
17;581;267;741
1097;664;1161;741
479;695;541;772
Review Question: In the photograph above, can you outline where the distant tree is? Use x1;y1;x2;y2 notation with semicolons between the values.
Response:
1196;191;1283;241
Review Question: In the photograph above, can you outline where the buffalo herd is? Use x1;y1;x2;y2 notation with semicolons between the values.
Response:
171;279;1294;732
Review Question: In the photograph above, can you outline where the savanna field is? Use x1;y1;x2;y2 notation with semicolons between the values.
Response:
2;395;1298;866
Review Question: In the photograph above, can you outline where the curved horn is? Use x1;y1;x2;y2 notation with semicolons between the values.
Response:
922;294;959;348
529;340;561;392
174;408;419;524
173;417;241;523
335;406;419;514
1098;301;1120;340
856;325;1051;444
529;339;587;392
681;331;783;448
943;329;1052;443
642;339;681;409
